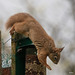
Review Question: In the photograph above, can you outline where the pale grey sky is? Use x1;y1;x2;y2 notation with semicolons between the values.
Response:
0;0;75;75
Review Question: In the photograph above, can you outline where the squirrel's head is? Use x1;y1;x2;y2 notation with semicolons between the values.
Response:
48;47;64;64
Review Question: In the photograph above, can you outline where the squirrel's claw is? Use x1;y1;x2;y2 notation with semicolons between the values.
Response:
46;64;52;70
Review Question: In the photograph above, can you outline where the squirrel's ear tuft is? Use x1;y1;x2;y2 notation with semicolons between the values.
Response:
59;47;64;52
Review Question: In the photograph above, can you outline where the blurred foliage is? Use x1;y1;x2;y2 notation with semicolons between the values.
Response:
2;53;11;68
2;45;11;68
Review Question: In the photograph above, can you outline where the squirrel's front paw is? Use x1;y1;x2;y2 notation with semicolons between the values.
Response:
38;54;52;70
9;31;15;35
46;64;52;70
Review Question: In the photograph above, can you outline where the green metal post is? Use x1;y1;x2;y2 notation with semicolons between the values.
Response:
11;33;46;75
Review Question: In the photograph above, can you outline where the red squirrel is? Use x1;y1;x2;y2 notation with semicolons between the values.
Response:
6;13;64;70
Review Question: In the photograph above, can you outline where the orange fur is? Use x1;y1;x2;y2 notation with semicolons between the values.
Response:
6;13;64;70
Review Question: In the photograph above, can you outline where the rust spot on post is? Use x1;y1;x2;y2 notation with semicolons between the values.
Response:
2;67;11;75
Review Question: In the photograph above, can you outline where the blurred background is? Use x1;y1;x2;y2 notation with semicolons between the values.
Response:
0;0;75;75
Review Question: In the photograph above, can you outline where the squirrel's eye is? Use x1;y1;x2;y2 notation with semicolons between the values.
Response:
54;56;57;60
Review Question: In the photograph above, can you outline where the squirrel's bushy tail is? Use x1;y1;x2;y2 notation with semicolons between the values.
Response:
6;13;31;30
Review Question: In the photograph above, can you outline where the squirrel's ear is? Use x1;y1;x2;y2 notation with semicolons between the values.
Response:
59;47;64;52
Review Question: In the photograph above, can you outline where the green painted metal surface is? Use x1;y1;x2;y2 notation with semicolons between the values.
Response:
16;38;34;50
16;49;25;75
14;34;37;75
